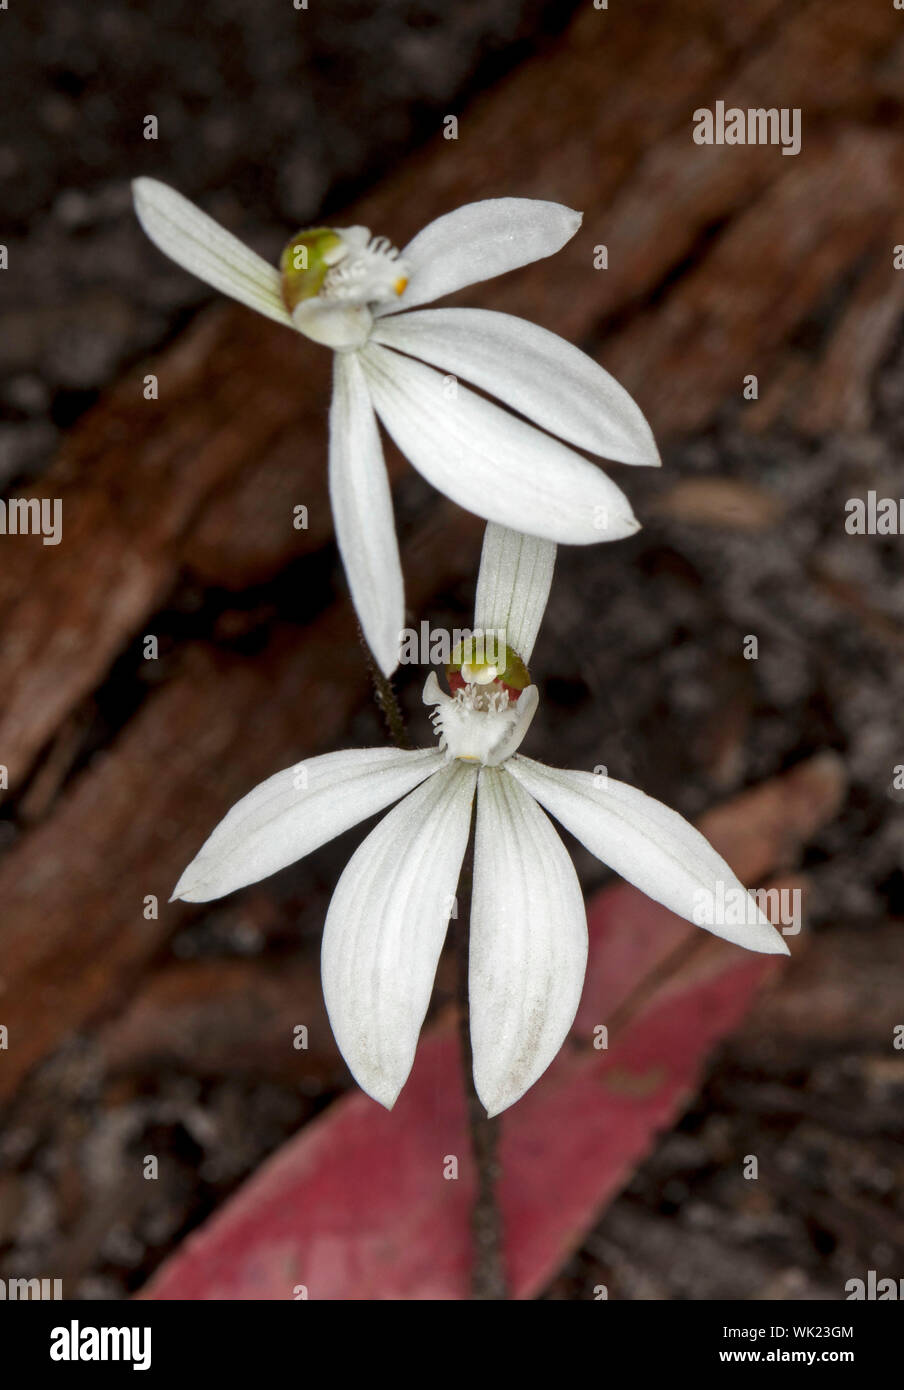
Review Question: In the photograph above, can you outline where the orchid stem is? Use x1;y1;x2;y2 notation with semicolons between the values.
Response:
455;842;508;1300
358;626;412;750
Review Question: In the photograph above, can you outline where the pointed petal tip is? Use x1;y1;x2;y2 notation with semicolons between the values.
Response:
366;1086;399;1112
588;511;641;544
169;878;198;904
168;871;191;903
358;1070;405;1111
169;865;216;904
616;506;641;536
753;937;791;957
751;904;793;955
365;619;401;678
743;915;792;955
626;430;662;469
376;649;400;680
476;1082;516;1120
609;432;661;470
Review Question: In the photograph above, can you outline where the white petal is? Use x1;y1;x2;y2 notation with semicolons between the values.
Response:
360;344;639;545
474;523;555;664
470;767;588;1116
507;757;791;955
132;178;291;326
375;198;581;317
172;746;443;902
329;352;404;676
322;761;477;1108
372;308;660;466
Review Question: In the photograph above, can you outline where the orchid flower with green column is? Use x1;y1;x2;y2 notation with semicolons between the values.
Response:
171;523;788;1117
132;179;660;676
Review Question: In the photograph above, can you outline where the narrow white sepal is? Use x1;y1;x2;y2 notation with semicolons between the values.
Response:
474;523;556;663
375;198;582;317
132;177;292;326
171;747;444;902
470;767;588;1117
322;761;477;1109
360;343;639;545
372;308;660;466
329;352;404;676
507;757;791;955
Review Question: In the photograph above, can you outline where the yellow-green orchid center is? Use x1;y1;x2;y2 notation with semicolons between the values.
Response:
279;225;409;316
280;228;347;311
447;639;530;697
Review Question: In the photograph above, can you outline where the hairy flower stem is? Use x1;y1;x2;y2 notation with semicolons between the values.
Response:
357;626;413;750
455;840;508;1300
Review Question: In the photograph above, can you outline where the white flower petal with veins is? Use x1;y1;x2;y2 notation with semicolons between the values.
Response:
372;308;660;466
507;755;790;955
132;178;291;326
473;522;556;663
470;766;588;1116
361;343;639;545
322;761;477;1108
375;198;582;317
329;352;404;677
172;746;443;903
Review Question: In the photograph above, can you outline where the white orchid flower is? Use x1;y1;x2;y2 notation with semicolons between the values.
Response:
171;523;788;1117
132;178;660;676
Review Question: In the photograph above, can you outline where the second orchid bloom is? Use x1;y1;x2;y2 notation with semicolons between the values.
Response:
172;524;788;1118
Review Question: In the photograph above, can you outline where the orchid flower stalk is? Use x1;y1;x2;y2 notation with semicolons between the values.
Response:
132;179;660;676
171;523;788;1117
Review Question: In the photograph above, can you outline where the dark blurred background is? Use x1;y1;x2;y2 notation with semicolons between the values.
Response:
0;0;902;1299
0;0;573;486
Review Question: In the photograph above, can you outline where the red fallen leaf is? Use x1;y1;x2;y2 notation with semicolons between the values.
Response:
143;934;781;1301
141;756;843;1301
